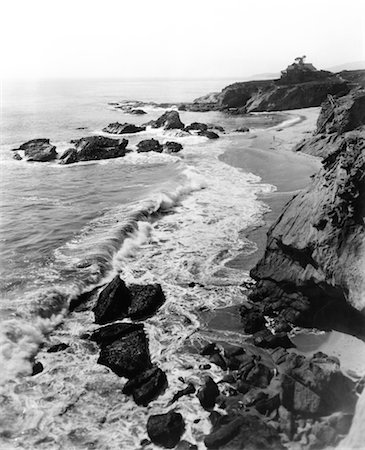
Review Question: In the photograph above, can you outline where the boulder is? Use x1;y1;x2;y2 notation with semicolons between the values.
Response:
31;361;44;376
150;110;185;130
102;122;146;134
93;276;131;325
163;141;183;153
184;122;208;132
59;148;78;165
197;376;220;410
128;283;166;320
253;330;294;349
281;352;357;416
198;130;219;139
71;135;128;161
123;365;167;406
136;139;163;153
235;127;250;132
147;411;185;448
204;414;284;449
13;152;22;160
95;322;152;378
17;138;57;162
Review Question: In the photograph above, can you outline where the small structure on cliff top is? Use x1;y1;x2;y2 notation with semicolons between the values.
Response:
279;56;332;84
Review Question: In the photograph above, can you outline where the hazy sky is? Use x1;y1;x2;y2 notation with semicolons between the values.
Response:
2;0;364;79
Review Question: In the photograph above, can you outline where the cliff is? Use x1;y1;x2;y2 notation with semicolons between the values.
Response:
192;69;365;112
247;90;365;337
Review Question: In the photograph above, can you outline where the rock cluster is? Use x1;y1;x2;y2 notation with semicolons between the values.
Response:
12;138;57;162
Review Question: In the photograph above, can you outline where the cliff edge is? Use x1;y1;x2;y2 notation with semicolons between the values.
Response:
246;89;365;337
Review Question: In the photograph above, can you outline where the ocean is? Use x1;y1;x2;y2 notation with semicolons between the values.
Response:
0;78;362;449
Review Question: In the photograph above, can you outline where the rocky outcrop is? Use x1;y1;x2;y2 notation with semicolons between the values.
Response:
136;139;163;153
247;89;365;335
102;122;146;134
60;136;128;164
149;110;185;130
190;68;365;113
147;411;185;448
14;138;57;162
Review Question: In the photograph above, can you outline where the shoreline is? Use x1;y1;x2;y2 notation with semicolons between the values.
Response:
219;107;322;271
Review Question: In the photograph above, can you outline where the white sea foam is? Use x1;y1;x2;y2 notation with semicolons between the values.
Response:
0;129;275;449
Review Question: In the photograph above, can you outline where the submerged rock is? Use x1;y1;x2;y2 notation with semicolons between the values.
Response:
163;141;183;153
102;122;146;134
234;126;250;132
147;411;185;448
130;109;147;115
123;365;167;406
95;322;152;378
137;139;163;153
47;343;70;353
15;138;57;162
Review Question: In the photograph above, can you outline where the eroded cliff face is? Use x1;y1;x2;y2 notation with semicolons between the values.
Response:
248;90;365;336
192;69;365;113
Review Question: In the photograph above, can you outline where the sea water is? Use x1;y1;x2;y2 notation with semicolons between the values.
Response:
0;78;362;449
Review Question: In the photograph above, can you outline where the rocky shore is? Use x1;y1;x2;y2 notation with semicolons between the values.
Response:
8;63;365;449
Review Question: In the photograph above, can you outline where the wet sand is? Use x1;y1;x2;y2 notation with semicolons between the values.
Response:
220;107;322;270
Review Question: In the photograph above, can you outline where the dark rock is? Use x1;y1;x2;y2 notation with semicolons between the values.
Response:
209;353;227;370
169;382;195;405
204;414;284;449
47;343;70;353
200;343;218;356
71;135;128;161
207;124;225;133
69;285;103;312
197;376;220;410
199;364;211;370
31;361;44;376
17;138;57;162
147;411;185;448
123;366;167;406
93;276;131;325
234;127;250;132
184;122;208;132
240;305;265;334
175;440;197;450
13;152;22;160
102;122;146;134
198;130;219;139
130;109;147;115
163;141;183;153
150;110;185;130
95;322;152;378
136;139;163;153
245;362;274;388
253;330;294;349
128;284;166;320
59;148;78;165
